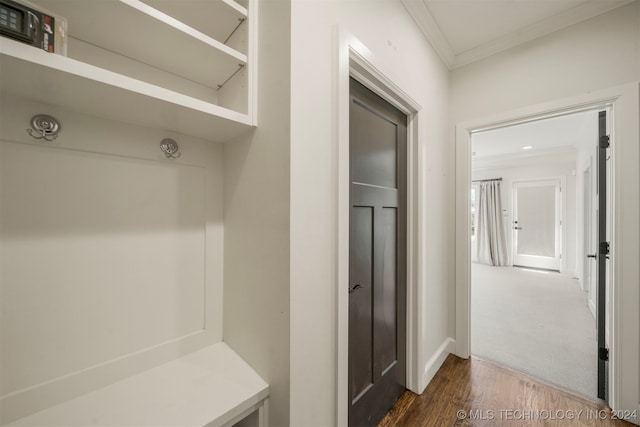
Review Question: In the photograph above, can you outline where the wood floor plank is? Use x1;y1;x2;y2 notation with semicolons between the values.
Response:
378;355;636;426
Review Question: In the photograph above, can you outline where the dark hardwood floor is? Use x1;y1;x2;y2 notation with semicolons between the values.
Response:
378;355;636;426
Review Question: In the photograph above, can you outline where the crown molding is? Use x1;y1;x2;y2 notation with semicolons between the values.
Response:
400;0;455;68
401;0;636;70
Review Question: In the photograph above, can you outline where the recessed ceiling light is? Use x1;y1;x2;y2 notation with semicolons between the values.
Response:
522;146;533;150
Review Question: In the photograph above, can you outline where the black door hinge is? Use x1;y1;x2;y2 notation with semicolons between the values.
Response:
599;347;609;361
599;135;610;149
600;241;610;255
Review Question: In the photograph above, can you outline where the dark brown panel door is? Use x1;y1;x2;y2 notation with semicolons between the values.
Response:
348;78;407;427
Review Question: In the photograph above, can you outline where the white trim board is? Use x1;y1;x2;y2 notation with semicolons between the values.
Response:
455;83;640;423
334;27;424;427
589;299;597;320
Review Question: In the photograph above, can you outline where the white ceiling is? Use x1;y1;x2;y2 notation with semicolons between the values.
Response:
401;0;635;69
471;109;598;168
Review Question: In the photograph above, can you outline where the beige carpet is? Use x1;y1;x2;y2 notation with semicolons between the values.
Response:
471;263;597;399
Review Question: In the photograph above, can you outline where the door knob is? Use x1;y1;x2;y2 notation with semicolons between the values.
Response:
514;226;523;230
587;254;597;259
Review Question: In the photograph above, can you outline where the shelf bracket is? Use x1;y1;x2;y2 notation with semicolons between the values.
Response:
217;64;245;90
224;17;246;45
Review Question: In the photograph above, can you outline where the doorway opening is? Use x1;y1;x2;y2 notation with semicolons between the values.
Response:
456;83;639;418
469;109;606;400
335;30;425;426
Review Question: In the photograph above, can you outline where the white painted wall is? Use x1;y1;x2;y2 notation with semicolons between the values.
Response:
472;160;578;275
450;2;639;419
290;0;451;425
0;97;224;423
223;1;291;426
450;2;640;124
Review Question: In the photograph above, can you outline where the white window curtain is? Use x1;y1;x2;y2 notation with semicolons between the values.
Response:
476;180;508;266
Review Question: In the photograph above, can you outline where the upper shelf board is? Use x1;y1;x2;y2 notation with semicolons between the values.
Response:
29;0;247;89
141;0;248;46
0;38;254;143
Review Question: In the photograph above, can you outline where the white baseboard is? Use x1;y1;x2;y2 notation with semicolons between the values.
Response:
421;337;455;391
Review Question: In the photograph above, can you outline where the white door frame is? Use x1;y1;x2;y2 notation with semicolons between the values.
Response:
582;165;590;290
583;163;596;308
334;29;423;426
512;178;563;271
455;83;639;419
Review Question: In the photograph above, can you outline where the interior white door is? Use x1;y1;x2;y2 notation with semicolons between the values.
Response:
512;180;562;271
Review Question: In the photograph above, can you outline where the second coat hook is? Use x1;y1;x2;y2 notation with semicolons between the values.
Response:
160;138;181;159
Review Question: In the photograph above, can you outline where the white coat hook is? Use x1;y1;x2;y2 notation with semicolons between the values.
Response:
160;138;181;159
27;114;61;142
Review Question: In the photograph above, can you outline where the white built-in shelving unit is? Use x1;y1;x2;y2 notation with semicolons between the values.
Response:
0;1;267;425
0;0;256;142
